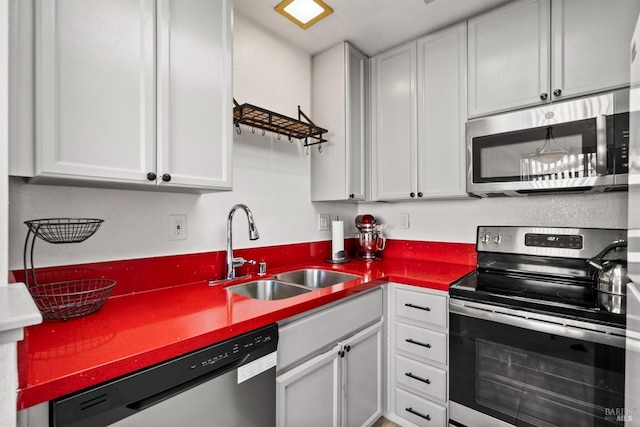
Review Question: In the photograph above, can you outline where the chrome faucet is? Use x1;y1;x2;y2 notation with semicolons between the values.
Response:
226;204;260;280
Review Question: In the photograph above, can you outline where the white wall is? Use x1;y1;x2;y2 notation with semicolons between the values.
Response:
7;12;354;270
358;191;628;243
7;10;630;272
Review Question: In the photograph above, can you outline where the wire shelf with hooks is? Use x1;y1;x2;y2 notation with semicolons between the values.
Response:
233;99;328;153
23;218;116;320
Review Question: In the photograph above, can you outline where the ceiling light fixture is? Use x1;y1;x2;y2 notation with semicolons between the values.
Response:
274;0;333;30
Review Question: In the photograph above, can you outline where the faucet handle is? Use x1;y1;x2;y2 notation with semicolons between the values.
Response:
232;257;256;268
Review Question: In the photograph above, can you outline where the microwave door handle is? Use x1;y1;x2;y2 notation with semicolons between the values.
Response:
596;114;607;176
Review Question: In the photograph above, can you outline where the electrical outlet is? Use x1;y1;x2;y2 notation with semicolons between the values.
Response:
318;213;331;231
401;213;410;229
170;214;187;240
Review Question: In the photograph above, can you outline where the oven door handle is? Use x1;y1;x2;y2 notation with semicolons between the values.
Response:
449;299;625;348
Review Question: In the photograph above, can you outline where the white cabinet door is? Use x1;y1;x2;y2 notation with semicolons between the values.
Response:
372;41;417;201
156;0;232;190
35;0;156;184
276;344;341;427
311;42;366;201
468;0;550;117
551;0;640;101
31;0;231;191
416;23;467;199
346;43;367;201
342;321;383;427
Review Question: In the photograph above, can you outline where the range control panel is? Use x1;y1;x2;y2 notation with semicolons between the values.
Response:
524;233;583;249
477;226;626;259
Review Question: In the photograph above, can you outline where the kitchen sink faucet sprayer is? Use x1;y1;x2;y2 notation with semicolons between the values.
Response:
226;204;260;280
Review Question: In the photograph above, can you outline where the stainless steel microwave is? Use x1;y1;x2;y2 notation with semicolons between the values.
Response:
466;90;629;197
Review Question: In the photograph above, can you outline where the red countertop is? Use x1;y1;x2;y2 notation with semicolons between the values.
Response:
15;239;476;410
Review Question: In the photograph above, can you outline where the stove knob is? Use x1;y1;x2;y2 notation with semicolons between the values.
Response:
480;233;491;244
493;234;503;244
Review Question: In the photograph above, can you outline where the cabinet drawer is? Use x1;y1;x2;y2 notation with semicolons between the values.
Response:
395;322;446;365
395;287;447;329
395;388;447;427
395;355;446;403
277;288;383;373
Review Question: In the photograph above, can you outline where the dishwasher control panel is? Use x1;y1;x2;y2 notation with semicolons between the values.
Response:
195;330;276;370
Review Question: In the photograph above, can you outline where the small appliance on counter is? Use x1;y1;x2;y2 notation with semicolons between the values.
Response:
355;214;386;260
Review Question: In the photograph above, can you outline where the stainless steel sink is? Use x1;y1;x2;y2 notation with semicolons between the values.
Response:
227;280;312;300
272;269;361;289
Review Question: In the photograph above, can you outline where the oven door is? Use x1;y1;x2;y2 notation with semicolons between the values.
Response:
449;299;626;427
466;90;629;197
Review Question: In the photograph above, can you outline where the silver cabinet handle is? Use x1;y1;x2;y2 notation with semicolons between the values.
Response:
405;407;431;421
405;372;431;384
596;114;607;176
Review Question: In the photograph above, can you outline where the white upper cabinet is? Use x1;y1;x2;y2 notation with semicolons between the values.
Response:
27;0;232;192
416;23;467;199
35;0;156;185
551;0;640;100
371;41;417;201
156;0;232;190
468;0;640;118
468;0;550;117
311;42;367;202
371;23;467;201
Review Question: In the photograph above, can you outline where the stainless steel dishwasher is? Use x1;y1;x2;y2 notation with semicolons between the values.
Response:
51;324;278;427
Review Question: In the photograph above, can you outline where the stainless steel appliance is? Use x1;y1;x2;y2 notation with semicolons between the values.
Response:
50;324;278;427
355;214;386;260
466;90;629;197
626;15;640;426
450;227;627;427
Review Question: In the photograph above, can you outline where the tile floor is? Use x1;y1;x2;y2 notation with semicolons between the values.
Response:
372;416;402;427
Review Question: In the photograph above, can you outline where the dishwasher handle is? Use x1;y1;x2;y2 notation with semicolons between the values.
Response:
127;355;249;412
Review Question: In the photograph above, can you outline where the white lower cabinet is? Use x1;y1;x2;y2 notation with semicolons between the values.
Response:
277;343;342;427
276;288;384;427
386;283;449;427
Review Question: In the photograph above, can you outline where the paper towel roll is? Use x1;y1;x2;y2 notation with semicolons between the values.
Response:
331;220;344;259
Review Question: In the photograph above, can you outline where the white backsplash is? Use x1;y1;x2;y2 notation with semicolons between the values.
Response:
358;191;628;244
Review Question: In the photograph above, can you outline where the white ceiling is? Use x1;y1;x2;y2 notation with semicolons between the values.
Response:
233;0;513;57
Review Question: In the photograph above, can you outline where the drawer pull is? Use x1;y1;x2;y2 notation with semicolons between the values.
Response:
405;303;431;312
406;338;431;348
405;372;431;384
405;407;431;421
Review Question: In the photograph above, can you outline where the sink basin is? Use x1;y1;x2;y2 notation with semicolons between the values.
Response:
272;269;361;289
227;280;312;300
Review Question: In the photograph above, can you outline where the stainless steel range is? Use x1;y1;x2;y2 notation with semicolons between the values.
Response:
449;226;627;427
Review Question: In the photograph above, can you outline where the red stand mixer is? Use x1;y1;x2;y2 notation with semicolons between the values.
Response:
355;215;386;260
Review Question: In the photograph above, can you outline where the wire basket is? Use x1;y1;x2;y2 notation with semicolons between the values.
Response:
28;279;116;320
24;218;104;244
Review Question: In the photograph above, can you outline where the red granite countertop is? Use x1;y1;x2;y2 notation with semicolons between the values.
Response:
16;240;475;409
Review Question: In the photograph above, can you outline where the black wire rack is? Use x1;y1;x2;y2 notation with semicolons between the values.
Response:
233;99;327;150
23;218;116;320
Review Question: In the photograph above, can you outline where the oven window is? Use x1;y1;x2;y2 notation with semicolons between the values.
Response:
450;313;625;426
472;118;597;183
